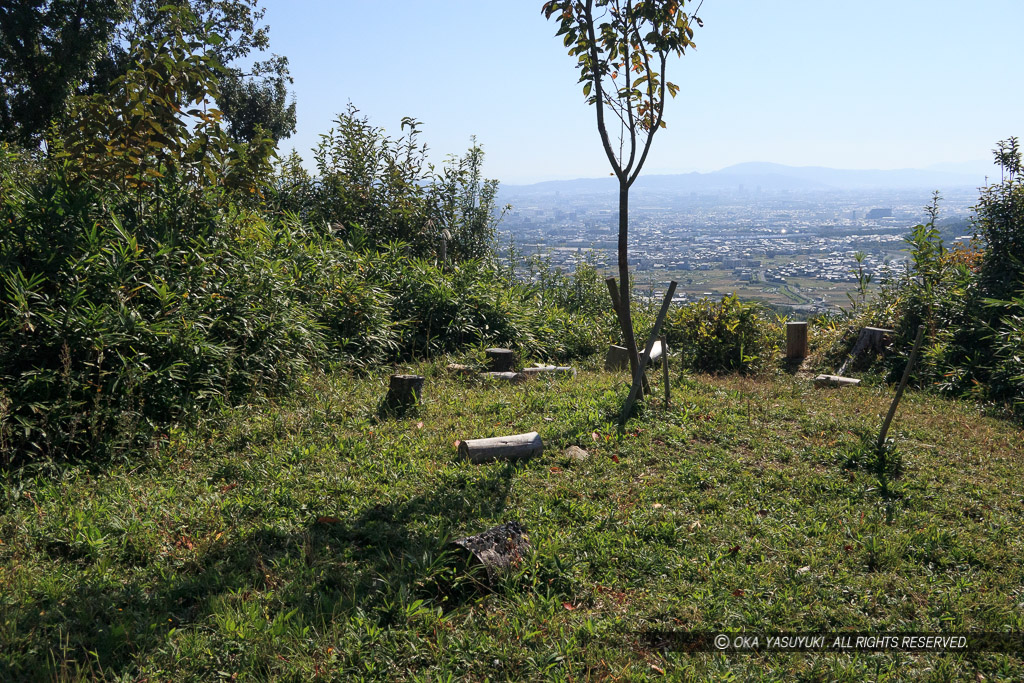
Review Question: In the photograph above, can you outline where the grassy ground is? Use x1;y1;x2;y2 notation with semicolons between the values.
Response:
1;357;1023;681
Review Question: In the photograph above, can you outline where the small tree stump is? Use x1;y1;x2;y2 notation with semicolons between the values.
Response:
521;365;576;378
851;327;894;357
814;374;861;387
450;521;530;586
604;344;630;371
384;374;424;412
786;321;809;359
485;348;516;372
458;431;542;464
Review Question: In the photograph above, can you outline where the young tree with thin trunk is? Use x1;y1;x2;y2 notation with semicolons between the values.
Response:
542;0;700;387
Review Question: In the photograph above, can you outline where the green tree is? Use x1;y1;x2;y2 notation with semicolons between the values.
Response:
0;0;124;146
542;0;700;387
0;0;293;148
95;0;295;144
976;137;1024;302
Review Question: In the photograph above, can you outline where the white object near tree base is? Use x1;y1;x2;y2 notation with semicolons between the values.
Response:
458;432;543;464
814;374;861;387
605;340;664;371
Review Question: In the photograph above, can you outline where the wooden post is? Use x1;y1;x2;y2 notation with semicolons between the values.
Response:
458;432;543;464
786;321;808;359
660;334;669;409
485;348;516;372
384;374;424;413
621;281;678;424
876;325;926;451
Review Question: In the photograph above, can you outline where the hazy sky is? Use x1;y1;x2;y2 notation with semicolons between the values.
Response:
263;1;1023;185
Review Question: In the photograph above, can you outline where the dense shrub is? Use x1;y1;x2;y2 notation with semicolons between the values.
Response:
817;142;1024;417
663;294;780;374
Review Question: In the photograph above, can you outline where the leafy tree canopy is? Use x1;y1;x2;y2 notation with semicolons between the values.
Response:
0;0;294;147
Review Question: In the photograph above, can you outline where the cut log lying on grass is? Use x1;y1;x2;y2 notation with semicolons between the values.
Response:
521;365;576;378
450;521;530;586
485;348;516;372
384;374;424;412
458;431;542;464
446;363;476;376
481;371;525;383
814;374;861;387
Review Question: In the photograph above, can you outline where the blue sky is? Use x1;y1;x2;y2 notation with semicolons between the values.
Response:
263;1;1024;185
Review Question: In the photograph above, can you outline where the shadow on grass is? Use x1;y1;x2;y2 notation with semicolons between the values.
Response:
1;462;520;680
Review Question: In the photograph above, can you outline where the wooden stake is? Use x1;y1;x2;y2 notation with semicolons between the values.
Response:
660;334;669;409
621;281;677;424
785;321;808;359
876;325;926;451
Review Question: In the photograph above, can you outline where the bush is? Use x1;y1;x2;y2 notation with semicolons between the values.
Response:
663;295;780;374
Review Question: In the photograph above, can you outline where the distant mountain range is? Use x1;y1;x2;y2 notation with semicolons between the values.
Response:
501;161;993;197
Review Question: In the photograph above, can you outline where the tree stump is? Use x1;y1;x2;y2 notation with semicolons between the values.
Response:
458;431;542;464
786;321;809;359
851;327;894;357
604;344;630;371
384;374;424;413
485;348;516;372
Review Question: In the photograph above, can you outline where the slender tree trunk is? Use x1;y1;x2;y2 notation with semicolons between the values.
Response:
616;180;643;391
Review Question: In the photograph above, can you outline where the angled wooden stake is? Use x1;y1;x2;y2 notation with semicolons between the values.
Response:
606;277;649;395
621;281;677;424
876;325;925;451
660;334;669;409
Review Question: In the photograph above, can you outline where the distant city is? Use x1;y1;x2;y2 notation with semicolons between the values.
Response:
497;163;988;315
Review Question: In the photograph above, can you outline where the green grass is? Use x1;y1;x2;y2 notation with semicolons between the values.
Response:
2;358;1023;681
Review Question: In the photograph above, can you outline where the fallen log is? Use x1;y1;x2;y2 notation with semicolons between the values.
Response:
458;431;542;464
521;365;576;378
480;371;525;383
814;374;861;387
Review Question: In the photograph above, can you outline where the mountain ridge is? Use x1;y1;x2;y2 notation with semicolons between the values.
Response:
501;161;988;195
